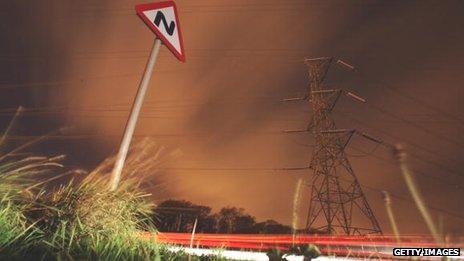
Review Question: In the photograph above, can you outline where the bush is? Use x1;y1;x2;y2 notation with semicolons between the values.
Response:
28;174;158;260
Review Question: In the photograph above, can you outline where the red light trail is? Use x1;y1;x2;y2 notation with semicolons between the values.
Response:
140;233;462;259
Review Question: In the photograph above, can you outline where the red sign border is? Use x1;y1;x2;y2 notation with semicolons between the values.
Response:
135;1;186;62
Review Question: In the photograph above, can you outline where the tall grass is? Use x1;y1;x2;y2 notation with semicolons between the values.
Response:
29;174;160;259
292;178;304;246
0;155;63;258
23;138;182;260
0;191;36;258
394;144;443;245
382;191;401;243
0;134;193;260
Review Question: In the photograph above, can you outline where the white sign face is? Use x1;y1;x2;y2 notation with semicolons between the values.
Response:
136;1;186;62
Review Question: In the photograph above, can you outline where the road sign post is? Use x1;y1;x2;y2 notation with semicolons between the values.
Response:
109;38;162;191
109;1;185;191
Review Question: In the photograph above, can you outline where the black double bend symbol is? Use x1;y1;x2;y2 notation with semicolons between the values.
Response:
154;11;175;36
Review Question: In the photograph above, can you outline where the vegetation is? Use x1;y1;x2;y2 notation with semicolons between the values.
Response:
0;155;52;258
26;173;159;260
0;138;202;260
155;199;294;234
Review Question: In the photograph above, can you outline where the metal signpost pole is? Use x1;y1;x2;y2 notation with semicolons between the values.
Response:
109;38;162;191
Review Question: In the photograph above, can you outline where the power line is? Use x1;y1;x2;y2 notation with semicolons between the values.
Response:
156;166;310;172
348;145;464;192
331;62;464;190
63;2;386;16
0;130;309;140
337;110;463;179
282;112;464;192
0;49;311;58
384;86;464;128
0;48;311;57
348;68;464;153
286;125;464;192
335;174;464;222
0;97;289;113
365;102;464;149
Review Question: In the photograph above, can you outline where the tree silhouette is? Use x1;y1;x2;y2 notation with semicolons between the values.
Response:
155;199;213;232
154;200;292;234
216;207;256;233
255;220;292;234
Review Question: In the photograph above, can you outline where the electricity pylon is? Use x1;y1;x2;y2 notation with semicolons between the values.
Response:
304;57;382;235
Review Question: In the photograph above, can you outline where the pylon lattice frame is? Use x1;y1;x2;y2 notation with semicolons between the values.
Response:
305;57;382;235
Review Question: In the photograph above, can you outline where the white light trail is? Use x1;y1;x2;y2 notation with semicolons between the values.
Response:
166;246;361;261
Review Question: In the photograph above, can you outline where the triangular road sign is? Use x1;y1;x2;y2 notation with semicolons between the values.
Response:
136;1;186;62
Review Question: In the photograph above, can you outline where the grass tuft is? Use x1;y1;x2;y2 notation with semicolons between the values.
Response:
29;175;157;260
24;138;185;260
0;154;62;258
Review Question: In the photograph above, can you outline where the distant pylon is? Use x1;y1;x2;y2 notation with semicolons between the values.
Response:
304;57;382;235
